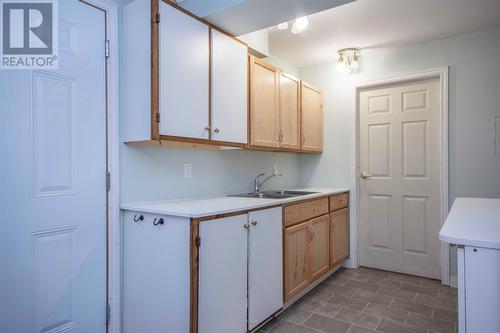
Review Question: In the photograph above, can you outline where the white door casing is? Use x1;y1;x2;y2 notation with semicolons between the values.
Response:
0;0;107;332
248;207;283;330
358;77;442;279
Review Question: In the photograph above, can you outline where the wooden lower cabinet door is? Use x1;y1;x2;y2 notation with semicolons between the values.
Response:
284;221;310;301
309;215;330;282
330;208;349;268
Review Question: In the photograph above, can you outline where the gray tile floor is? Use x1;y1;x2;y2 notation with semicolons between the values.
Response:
259;267;458;333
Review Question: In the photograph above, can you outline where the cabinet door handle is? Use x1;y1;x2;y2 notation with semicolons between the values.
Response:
251;220;258;226
214;128;220;133
243;223;250;229
302;135;306;145
204;125;211;131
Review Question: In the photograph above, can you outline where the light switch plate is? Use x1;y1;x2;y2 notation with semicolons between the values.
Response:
184;163;192;178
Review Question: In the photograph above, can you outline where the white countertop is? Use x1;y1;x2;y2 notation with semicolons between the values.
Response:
120;188;349;218
439;197;500;249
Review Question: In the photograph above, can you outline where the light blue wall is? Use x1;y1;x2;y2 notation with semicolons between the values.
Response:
120;145;300;203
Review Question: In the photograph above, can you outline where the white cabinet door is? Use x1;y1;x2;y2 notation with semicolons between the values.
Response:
464;246;500;332
211;29;248;144
159;1;209;139
248;208;283;330
198;214;248;333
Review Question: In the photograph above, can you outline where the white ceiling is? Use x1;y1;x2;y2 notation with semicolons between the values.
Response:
268;0;500;68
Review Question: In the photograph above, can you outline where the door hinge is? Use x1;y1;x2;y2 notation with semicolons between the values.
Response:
106;303;111;325
195;236;201;248
156;112;160;123
105;40;110;58
156;13;160;23
106;172;111;191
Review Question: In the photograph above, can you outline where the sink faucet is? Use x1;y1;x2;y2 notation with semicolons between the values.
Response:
254;171;282;193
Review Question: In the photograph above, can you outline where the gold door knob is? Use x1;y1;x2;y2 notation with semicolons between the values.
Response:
360;171;372;179
214;128;220;133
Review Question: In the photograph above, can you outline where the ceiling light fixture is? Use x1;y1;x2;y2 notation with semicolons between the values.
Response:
336;48;361;73
277;22;289;30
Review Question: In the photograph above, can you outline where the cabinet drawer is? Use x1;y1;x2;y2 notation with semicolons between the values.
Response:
284;197;329;227
330;193;349;211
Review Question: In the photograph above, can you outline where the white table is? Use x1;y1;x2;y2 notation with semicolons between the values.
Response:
439;198;500;333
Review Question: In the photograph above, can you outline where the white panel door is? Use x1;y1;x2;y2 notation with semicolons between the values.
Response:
0;1;107;332
198;215;248;333
464;246;500;332
211;29;248;144
159;1;209;139
359;78;442;278
248;208;283;330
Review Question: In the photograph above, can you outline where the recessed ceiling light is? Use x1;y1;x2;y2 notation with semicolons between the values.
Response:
291;16;309;34
277;22;289;30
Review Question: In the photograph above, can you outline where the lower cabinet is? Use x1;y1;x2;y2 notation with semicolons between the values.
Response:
330;208;349;268
284;193;350;302
198;207;283;333
284;214;330;301
457;246;500;333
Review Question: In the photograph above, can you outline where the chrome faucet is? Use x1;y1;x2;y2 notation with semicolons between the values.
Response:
254;171;282;193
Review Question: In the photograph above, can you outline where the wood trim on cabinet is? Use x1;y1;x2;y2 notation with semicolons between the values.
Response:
151;0;160;140
190;219;200;333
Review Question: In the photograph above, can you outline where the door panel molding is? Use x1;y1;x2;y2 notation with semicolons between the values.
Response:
353;67;449;285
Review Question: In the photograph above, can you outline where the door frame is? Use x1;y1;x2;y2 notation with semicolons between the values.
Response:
352;67;450;285
79;0;120;332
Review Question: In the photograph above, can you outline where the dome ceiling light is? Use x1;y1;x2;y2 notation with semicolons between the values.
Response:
276;16;309;34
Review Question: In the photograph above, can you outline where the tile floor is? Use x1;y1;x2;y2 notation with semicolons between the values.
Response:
258;267;458;333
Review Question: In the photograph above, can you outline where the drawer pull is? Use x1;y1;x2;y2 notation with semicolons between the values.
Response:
133;214;144;223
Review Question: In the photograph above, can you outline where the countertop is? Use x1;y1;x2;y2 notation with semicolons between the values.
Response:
439;197;500;249
120;188;349;218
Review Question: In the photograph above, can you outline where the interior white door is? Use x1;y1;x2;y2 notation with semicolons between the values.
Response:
159;1;209;139
198;215;248;333
248;208;283;330
359;77;442;278
211;29;248;144
0;1;107;332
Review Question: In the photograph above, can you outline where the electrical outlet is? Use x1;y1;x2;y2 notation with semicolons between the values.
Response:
184;163;192;179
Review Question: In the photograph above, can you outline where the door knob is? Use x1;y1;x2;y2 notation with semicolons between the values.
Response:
360;171;372;179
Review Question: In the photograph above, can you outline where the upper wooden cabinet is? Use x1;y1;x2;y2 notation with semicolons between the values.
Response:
301;82;323;152
249;56;279;148
158;1;210;140
279;72;301;149
211;29;248;144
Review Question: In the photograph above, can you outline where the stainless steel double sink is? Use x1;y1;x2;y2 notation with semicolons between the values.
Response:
228;190;319;199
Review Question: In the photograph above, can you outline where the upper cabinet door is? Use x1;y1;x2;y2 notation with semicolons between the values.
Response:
301;82;323;152
159;2;209;139
249;56;279;148
279;72;300;149
211;29;248;144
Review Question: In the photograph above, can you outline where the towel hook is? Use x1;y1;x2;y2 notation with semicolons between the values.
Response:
153;217;164;226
